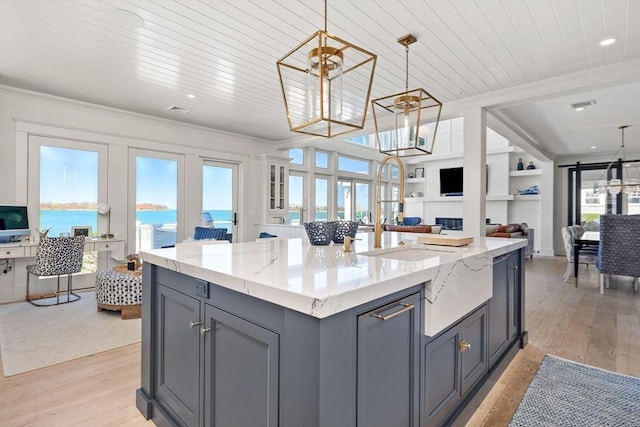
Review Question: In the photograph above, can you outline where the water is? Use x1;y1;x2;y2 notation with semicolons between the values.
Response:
40;209;233;237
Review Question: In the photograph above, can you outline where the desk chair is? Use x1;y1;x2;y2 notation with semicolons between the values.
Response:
26;236;85;306
596;214;640;294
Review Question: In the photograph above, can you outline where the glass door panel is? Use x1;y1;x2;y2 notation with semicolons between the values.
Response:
203;161;237;241
337;180;351;220
288;174;304;225
355;182;369;223
135;157;178;251
315;177;329;221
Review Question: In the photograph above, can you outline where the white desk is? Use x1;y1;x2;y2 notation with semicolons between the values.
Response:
0;238;125;260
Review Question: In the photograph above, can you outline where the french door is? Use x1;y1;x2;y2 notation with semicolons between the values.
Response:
337;179;370;223
568;162;620;229
202;160;238;242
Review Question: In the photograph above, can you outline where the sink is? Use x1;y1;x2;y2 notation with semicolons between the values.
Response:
361;245;456;262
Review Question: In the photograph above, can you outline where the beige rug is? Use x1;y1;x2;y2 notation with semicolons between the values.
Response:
0;291;141;377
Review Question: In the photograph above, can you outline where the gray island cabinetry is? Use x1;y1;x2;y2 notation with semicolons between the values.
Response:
136;235;527;427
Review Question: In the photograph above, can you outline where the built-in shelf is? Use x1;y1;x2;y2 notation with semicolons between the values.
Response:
512;194;541;201
406;177;425;183
509;169;541;177
405;197;426;203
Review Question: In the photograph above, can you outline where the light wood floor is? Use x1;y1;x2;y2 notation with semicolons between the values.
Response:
1;257;638;426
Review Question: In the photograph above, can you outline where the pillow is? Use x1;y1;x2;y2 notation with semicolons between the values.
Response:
485;224;500;236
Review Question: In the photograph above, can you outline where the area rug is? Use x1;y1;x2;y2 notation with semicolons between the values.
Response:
0;291;141;376
509;354;640;426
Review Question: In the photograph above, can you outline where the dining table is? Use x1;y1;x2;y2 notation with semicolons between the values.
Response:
573;230;600;284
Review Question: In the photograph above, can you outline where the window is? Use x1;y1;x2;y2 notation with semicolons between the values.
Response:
338;156;369;175
315;176;329;221
345;134;375;148
38;146;100;238
289;148;304;165
289;173;305;225
315;151;329;168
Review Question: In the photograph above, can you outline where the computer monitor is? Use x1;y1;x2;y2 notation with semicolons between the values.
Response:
0;205;30;243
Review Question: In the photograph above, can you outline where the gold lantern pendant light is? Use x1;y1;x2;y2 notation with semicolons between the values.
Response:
372;34;442;157
276;0;377;138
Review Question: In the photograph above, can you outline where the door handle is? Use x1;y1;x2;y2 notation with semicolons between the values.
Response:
232;212;238;226
459;339;471;352
370;302;414;321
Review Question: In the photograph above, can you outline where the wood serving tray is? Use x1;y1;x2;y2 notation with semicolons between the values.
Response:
417;235;474;246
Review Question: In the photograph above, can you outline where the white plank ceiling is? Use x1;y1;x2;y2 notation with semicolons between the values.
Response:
1;0;639;157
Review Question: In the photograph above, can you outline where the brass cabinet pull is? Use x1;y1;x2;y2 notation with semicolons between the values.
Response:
201;327;212;335
459;339;471;352
189;321;201;328
370;302;415;321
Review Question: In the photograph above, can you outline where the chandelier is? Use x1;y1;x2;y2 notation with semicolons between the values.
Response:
276;0;377;138
371;34;442;157
595;125;640;195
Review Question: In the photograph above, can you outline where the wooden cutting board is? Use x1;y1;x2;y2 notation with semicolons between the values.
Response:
417;235;474;246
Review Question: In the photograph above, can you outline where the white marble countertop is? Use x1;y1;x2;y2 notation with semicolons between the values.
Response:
141;232;526;333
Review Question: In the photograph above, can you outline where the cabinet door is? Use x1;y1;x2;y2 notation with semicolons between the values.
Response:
204;305;279;427
357;293;421;427
423;326;460;427
460;307;487;395
154;284;202;427
488;254;510;368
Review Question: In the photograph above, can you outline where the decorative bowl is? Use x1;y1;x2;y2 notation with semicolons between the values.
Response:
304;221;337;246
332;220;359;243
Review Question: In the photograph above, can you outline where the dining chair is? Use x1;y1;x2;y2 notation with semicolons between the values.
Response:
26;235;85;306
193;226;228;240
561;226;597;284
596;214;640;294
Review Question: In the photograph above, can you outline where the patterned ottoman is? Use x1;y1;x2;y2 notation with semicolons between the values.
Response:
95;268;142;320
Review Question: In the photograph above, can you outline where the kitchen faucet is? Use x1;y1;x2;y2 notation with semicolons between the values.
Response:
374;155;405;248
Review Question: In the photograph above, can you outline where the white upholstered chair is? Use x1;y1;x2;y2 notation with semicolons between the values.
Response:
561;226;597;283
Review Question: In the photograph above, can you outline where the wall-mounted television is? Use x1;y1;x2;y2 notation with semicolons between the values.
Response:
439;166;488;196
0;205;30;243
439;167;464;196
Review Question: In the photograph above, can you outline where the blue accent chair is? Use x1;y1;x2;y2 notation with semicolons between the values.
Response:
194;226;227;240
596;214;640;294
402;217;421;226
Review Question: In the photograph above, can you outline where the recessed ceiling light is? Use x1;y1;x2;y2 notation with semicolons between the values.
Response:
590;146;597;150
111;9;144;30
187;94;196;99
598;38;617;47
575;107;586;112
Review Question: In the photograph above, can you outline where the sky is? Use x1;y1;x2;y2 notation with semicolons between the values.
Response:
40;147;233;211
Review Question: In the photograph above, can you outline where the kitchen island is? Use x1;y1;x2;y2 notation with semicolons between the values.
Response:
137;233;527;427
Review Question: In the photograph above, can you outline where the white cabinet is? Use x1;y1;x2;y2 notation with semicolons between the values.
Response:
258;155;290;224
